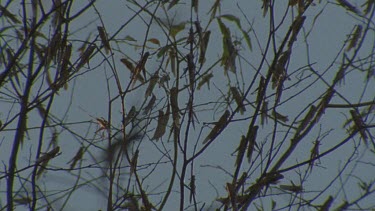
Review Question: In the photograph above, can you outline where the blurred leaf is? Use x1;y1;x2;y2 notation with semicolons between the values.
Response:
320;195;333;211
192;0;198;13
157;45;171;58
246;125;258;162
279;183;303;193
199;30;211;64
271;200;276;210
145;72;158;97
197;73;213;90
230;87;246;114
97;26;111;54
346;25;362;51
217;18;230;38
363;0;375;14
67;147;84;169
208;0;221;20
203;110;230;144
120;58;135;71
350;109;368;145
169;22;186;38
36;146;60;164
143;95;156;114
152;108;170;141
14;196;31;205
337;0;360;14
77;45;95;71
272;111;289;122
124;35;137;42
130;149;139;176
168;0;179;10
261;100;268;126
170;87;180;129
148;38;160;46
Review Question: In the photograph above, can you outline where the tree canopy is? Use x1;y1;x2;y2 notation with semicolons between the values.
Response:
0;0;374;210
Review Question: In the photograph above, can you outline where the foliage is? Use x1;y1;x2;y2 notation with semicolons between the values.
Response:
0;0;375;210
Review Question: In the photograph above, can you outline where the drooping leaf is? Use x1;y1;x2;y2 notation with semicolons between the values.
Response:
247;125;258;162
77;45;95;71
67;147;84;170
143;95;156;114
197;73;213;90
97;26;111;54
230;87;246;114
203;110;230;144
199;31;211;64
170;87;180;129
132;52;149;87
145;72;159;97
152;107;170;141
261;100;268;126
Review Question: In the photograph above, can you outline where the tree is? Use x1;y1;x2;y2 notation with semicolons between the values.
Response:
1;0;374;210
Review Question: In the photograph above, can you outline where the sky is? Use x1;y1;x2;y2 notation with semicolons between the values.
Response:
1;0;374;210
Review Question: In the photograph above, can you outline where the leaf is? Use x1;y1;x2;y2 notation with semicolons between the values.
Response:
242;29;252;51
208;0;221;20
279;184;303;193
235;135;247;168
337;0;360;14
217;18;230;38
145;72;159;97
97;26;111;54
131;52;149;87
157;45;171;58
120;58;135;71
147;38;160;46
261;100;268;126
247;125;258;162
152;107;170;141
67;147;84;169
297;105;317;133
124;35;137;42
346;25;362;51
230;87;246;114
221;14;241;27
197;73;213;90
320;195;333;211
36;146;60;164
199;30;211;64
203;110;230;144
272;111;289;122
130;149;139;176
350;109;368;145
170;87;180;129
169;22;186;38
77;45;95;71
143;95;156;114
169;49;177;76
